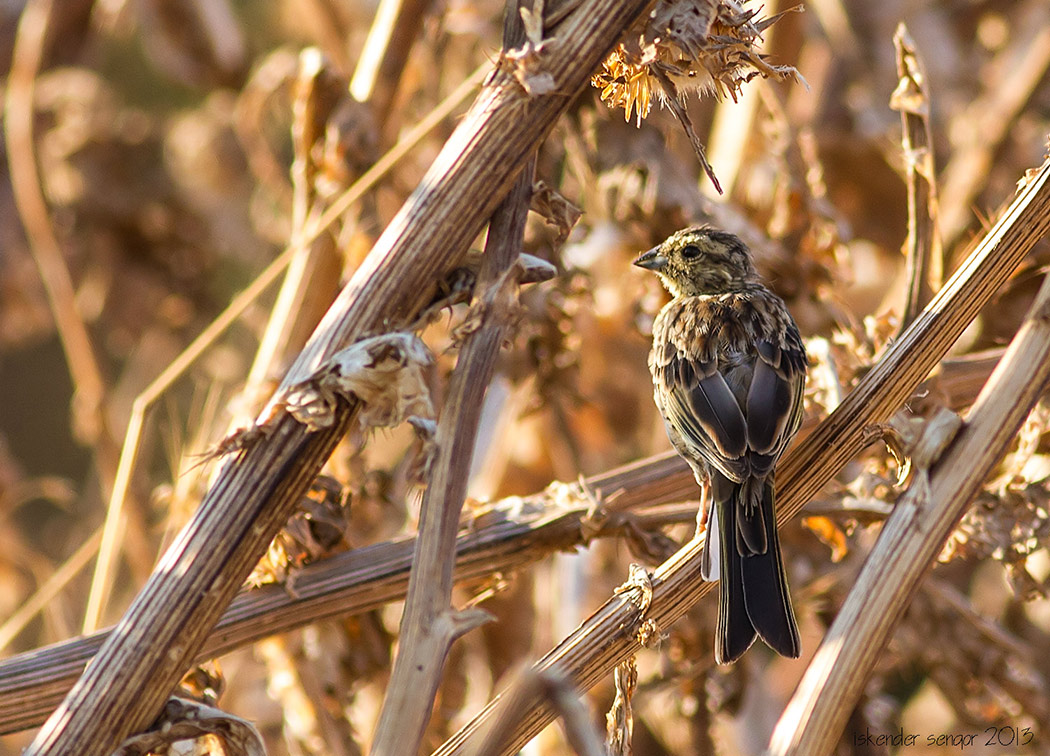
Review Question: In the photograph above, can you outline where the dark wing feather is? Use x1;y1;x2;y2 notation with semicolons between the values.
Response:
745;353;794;454
661;355;748;480
746;339;806;458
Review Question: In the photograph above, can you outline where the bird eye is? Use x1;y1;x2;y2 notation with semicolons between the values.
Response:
681;245;701;260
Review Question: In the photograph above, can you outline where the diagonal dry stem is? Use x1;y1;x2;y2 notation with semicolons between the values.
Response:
370;162;536;754
770;222;1050;756
21;0;655;752
432;155;1050;756
349;0;432;125
0;467;695;736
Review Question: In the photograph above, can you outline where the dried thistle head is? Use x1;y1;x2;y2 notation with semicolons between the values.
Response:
591;45;657;127
591;0;802;125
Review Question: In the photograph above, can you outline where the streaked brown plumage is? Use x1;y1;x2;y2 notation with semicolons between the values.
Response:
634;226;805;664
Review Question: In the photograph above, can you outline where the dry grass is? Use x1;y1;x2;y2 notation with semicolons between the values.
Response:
1;0;1050;754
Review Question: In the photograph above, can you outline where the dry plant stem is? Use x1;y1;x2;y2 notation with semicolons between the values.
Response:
349;0;431;124
893;23;942;329
469;669;604;756
769;258;1050;756
241;49;344;407
24;0;654;752
0;528;103;653
247;0;432;399
0;479;695;735
7;0;154;629
434;158;1050;756
938;0;1050;250
4;0;107;446
370;162;535;754
301;0;353;72
81;62;486;635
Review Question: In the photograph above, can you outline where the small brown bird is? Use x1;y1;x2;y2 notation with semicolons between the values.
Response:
634;227;806;663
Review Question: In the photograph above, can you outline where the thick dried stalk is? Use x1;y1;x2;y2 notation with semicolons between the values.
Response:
769;247;1050;756
21;1;655;751
370;164;535;753
247;0;433;398
0;469;695;736
371;7;533;748
892;23;942;328
434;156;1050;756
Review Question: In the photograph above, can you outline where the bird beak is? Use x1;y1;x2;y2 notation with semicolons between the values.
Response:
633;246;666;271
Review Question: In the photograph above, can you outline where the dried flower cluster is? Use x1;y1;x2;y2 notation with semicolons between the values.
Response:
592;0;800;125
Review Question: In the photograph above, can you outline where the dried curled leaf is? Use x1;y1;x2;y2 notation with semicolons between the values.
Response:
531;180;582;245
802;515;849;562
517;252;558;284
247;475;348;588
114;697;264;756
504;0;558;96
614;563;654;615
591;0;802;124
282;332;434;430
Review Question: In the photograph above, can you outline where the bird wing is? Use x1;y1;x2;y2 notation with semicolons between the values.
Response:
653;296;807;484
744;339;806;475
658;353;750;482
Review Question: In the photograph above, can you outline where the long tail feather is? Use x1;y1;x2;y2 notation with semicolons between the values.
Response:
712;477;800;663
741;479;800;658
715;496;757;664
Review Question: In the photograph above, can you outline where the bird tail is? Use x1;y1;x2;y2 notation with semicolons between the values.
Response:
708;476;800;664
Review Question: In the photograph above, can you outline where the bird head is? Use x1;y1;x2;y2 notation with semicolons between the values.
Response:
633;227;758;297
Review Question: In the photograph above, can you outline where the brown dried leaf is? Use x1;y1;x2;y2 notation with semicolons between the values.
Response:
802;515;849;562
531;180;582;245
282;332;434;430
505;0;558;97
114;697;264;756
